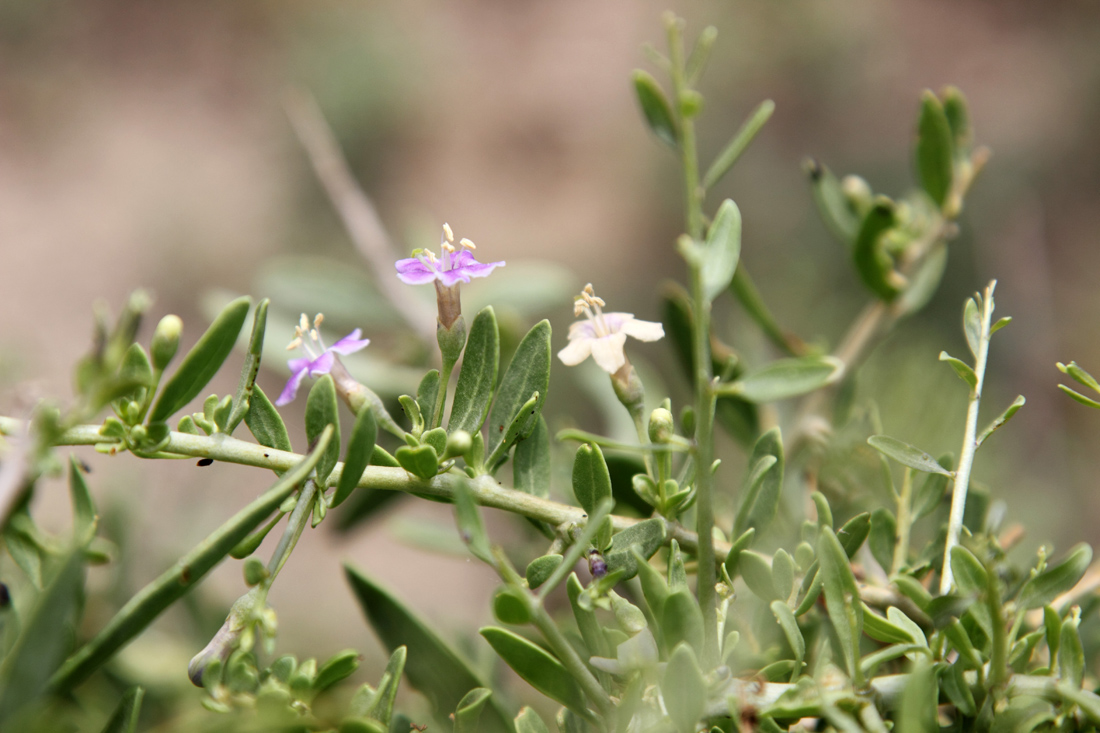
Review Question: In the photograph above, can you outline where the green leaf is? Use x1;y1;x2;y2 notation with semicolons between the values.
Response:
703;100;774;189
604;518;666;580
897;660;937;733
939;351;977;390
514;415;550;498
734;428;784;537
226;298;268;435
245;384;292;455
912;456;952;519
662;590;704;656
976;395;1025;448
51;426;334;692
98;686;144;733
725;356;842;403
634;548;670;619
4;524;44;589
332;407;378;509
565;573;612;679
740;550;779;603
149;296;250;423
770;601;805;675
964;297;982;359
395;444;439;481
700;199;742;302
868;509;896;572
514;706;551;733
1058;361;1100;393
0;550;84;726
837;512;872;558
818;527;863;684
940;660;976;717
1060;614;1084;688
916;90;954;207
990;315;1011;335
362;646;406;726
1017;544;1092;610
480;626;588;715
1058;385;1100;410
315;649;360;693
525;554;563;590
572;443;613;517
896;241;948;316
345;568;511;733
69;456;97;545
450;307;500;435
454;688;493;733
487;320;551;458
417;370;440;428
663;643;705;733
867;435;953;476
861;605;915;645
306;375;341;486
453;479;492;564
852;199;901;301
722;527;756;581
538;499;614;598
117;343;153;403
805;159;861;245
942;86;972;156
632;70;678;148
949;546;988;596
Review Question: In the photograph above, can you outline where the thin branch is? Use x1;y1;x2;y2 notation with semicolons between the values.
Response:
282;88;436;347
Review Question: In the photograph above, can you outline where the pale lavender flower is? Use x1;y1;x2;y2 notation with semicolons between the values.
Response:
395;224;505;287
276;313;370;406
557;284;664;374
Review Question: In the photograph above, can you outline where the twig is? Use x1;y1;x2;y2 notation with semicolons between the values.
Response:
282;88;436;347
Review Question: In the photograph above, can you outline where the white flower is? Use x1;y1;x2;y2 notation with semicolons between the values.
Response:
557;284;664;373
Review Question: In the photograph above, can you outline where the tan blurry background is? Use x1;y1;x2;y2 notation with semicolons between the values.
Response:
2;0;1100;718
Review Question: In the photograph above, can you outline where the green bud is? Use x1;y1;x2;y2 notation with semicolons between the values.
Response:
150;314;183;371
609;591;648;635
243;557;268;587
445;429;472;459
611;363;646;417
680;406;695;436
841;175;873;215
436;313;468;369
648;407;675;443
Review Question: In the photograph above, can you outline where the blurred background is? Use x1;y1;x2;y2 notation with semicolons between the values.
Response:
2;0;1100;726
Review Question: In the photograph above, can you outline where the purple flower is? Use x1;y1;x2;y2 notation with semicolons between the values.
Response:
276;314;370;406
395;224;504;287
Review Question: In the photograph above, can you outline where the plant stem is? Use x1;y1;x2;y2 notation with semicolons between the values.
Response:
891;468;912;575
266;478;318;582
940;281;996;595
432;361;454;430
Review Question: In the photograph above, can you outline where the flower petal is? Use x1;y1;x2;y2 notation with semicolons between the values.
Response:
451;250;505;280
287;357;313;374
620;317;665;342
307;350;335;376
557;337;593;366
437;267;470;287
590;332;628;374
395;258;439;284
275;366;309;406
329;328;370;355
568;320;599;339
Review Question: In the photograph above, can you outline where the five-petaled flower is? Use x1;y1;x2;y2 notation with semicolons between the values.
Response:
276;313;370;406
395;223;504;329
557;284;664;374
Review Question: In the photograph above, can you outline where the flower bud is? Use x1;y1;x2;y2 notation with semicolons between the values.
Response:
243;557;268;587
841;175;872;215
436;313;467;368
648;408;675;443
611;363;645;418
445;429;472;459
151;314;183;371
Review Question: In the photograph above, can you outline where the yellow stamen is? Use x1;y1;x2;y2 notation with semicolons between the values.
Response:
459;237;476;250
442;241;456;253
286;337;302;351
310;329;318;341
314;313;324;329
442;222;455;243
299;313;310;332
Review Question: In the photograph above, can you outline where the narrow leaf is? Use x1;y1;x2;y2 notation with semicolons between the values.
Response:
1059;385;1100;409
632;70;678;148
514;706;551;733
362;645;405;725
702;100;774;189
1058;361;1100;393
700;199;742;302
604;518;666;580
98;686;144;733
513;415;550;498
453;479;492;564
867;435;953;476
964;297;981;358
770;601;805;675
417;370;440;428
226;298;268;434
976;395;1025;448
454;688;493;733
345;567;511;733
450;307;500;434
818;527;863;684
852;199;901;301
305;374;341;485
572;443;613;515
740;550;779;603
487;320;551;457
480;626;588;715
245;384;292;455
149;296;250;423
663;643;706;733
722;527;756;581
662;590;704;656
916;90;954;207
734;428;784;537
949;545;988;596
332;407;378;508
69;456;97;544
805;159;860;245
939;351;977;390
725;356;842;403
1017;543;1092;610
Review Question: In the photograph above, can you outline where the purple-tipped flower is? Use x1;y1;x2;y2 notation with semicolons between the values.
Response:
395;224;504;328
558;284;664;374
276;313;370;406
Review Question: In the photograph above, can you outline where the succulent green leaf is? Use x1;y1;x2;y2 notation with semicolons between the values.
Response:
453;479;492;564
725;356;842;403
487;320;551;457
868;508;896;572
572;444;613;516
963;297;982;358
514;706;551;733
940;660;976;717
97;686;145;733
734;428;784;537
1058;385;1100;410
662;590;704;656
837;512;872;558
741;550;779;602
663;643;706;733
538;499;614;598
395;444;439;481
480;626;588;715
450;306;500;435
149;296;250;423
362;646;406;726
417;370;440;428
1017;543;1092;610
604;518;666;580
818;526;863;684
976;395;1025;448
700;199;742;302
852;199;901;301
68;456;97;545
525;554;563;590
1060;615;1085;688
722;527;756;581
306;374;341;486
912;456;952;519
703;99;774;190
916;90;955;207
514;415;550;498
634;548;670;619
939;351;977;390
50;427;333;692
632;69;678;148
454;688;493;733
1058;361;1100;393
942;86;972;156
332;406;378;509
806;159;860;245
949;545;988;596
245;384;293;456
344;567;510;733
226;298;268;435
990;316;1011;335
770;601;805;674
565;573;612;681
868;435;953;476
491;587;531;625
861;605;915;645
314;649;360;693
